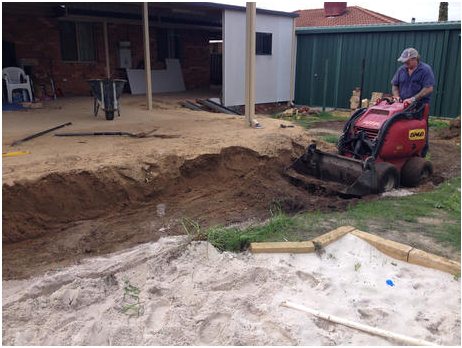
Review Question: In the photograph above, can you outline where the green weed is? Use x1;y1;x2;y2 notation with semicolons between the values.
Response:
121;280;143;317
321;134;340;144
181;217;207;241
428;118;449;129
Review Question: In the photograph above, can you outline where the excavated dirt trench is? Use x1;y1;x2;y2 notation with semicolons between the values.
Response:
3;145;351;280
3;123;460;281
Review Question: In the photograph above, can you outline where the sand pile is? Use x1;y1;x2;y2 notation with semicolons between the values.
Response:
3;233;460;345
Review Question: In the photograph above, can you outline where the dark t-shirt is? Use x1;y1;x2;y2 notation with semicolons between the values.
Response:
391;62;435;104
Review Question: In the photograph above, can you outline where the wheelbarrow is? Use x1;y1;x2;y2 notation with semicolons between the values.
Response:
88;79;126;120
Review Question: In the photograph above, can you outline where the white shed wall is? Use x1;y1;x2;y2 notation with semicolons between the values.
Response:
222;10;294;107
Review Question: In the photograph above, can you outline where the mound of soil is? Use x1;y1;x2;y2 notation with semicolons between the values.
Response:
433;118;461;142
3;170;139;243
3;145;348;279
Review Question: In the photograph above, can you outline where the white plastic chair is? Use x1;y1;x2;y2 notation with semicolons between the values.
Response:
2;67;33;103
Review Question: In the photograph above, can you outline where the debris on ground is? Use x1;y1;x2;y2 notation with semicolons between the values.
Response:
2;151;31;157
277;106;320;119
282;108;299;117
181;99;241;115
196;99;241;115
10;122;72;146
180;100;203;111
381;189;415;197
20;102;43;109
53;128;177;139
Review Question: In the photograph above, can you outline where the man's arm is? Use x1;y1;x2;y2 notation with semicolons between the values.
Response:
414;86;433;101
403;86;433;104
392;85;400;100
391;67;401;101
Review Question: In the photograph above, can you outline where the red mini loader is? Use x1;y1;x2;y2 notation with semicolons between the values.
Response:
288;99;433;196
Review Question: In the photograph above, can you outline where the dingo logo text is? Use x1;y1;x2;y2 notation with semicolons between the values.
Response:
408;129;425;140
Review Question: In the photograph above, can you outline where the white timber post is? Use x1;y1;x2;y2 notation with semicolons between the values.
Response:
142;2;153;111
245;2;256;127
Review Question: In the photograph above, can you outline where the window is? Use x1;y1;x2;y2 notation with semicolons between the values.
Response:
157;29;181;62
256;32;272;55
59;21;96;62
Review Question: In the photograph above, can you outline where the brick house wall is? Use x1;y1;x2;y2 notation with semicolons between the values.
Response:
179;29;212;90
106;25;212;90
3;8;213;97
3;14;106;96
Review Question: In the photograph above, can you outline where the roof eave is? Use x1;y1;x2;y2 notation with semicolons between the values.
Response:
190;2;299;18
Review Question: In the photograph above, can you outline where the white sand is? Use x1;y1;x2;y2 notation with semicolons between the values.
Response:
2;233;460;345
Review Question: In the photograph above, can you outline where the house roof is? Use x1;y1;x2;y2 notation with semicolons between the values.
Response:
190;2;299;18
295;6;402;27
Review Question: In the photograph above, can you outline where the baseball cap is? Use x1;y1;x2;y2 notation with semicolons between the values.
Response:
397;48;419;63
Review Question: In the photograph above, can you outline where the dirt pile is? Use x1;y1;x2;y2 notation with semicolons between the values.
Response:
2;145;343;244
3;170;139;243
3;234;460;345
3;145;348;279
435;118;461;141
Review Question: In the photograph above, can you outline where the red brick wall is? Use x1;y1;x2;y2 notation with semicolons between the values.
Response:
3;13;214;96
2;15;106;96
179;29;212;89
107;23;144;78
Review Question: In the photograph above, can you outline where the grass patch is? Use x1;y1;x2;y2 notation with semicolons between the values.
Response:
321;134;340;144
428;117;450;129
340;178;460;247
205;177;461;254
207;211;298;252
296;112;347;129
272;111;347;129
318;111;343;120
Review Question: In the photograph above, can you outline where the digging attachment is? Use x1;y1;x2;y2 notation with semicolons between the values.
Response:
287;144;390;197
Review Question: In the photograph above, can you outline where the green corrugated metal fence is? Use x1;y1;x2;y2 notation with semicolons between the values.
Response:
295;22;461;118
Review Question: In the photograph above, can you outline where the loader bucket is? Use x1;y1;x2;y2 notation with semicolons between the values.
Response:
287;144;381;197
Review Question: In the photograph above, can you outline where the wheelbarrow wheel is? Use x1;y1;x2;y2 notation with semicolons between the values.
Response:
105;110;115;120
93;98;99;117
